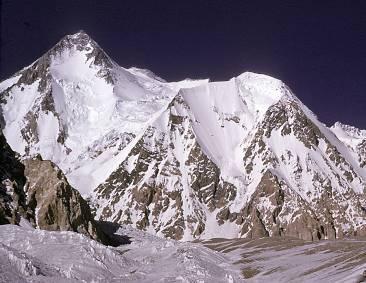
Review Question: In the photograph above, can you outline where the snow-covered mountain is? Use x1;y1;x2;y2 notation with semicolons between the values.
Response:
0;31;204;196
1;31;365;241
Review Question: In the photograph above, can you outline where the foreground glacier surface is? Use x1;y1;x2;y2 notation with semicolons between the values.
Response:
1;224;365;282
202;237;366;282
0;224;240;282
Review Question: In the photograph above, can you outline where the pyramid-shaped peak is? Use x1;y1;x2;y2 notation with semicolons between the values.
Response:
46;30;114;69
7;30;115;92
34;30;106;62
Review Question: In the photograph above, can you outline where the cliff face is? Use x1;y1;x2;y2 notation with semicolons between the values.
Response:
24;157;107;243
0;133;32;225
0;130;107;243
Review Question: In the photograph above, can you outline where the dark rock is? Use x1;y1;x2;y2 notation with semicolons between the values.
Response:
24;158;108;244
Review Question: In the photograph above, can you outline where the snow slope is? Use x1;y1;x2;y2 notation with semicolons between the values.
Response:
331;122;366;168
179;73;293;176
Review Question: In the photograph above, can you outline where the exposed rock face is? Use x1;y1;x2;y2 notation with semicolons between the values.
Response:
0;133;33;225
237;171;337;241
24;157;107;242
0;129;107;243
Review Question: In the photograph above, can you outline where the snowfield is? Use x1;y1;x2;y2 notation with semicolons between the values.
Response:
203;237;366;282
1;224;365;283
0;224;242;282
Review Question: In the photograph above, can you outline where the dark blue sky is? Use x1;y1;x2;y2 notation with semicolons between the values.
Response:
1;0;366;129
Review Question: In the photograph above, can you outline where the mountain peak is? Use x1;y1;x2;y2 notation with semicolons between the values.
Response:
53;30;96;53
58;30;115;71
62;30;96;45
69;29;90;37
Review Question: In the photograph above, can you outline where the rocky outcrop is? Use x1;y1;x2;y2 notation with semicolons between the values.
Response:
0;129;107;243
236;171;339;241
24;157;107;243
0;133;34;225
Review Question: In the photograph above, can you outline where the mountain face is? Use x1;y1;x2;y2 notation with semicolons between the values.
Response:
1;31;365;241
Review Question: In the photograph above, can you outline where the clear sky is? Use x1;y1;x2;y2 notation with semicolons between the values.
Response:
1;0;366;129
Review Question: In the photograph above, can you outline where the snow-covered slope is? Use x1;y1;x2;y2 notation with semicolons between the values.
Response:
331;122;366;168
1;31;366;242
0;224;241;282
